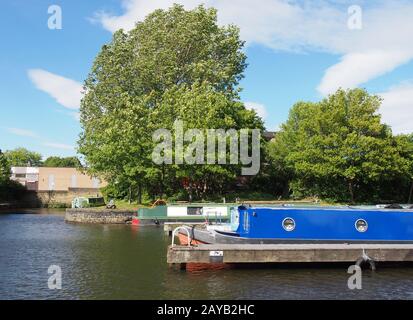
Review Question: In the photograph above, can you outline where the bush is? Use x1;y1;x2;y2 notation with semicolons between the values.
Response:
44;202;68;209
0;180;27;202
101;184;128;201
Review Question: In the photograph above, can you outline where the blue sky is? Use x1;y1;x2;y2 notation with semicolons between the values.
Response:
1;0;413;158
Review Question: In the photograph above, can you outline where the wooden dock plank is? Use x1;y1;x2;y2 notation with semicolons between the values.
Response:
167;244;413;264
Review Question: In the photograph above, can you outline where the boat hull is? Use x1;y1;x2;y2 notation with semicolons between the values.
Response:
185;227;413;244
176;204;413;244
235;207;413;242
182;227;413;244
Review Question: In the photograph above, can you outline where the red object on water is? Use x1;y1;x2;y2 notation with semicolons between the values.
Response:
186;263;232;272
132;218;140;226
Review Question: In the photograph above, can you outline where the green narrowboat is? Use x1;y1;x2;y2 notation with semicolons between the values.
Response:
133;201;232;225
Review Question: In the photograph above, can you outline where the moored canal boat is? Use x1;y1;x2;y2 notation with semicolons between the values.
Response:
132;202;231;225
178;205;413;244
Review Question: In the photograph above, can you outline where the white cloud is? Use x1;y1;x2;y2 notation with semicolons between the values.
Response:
316;2;413;95
318;51;412;96
94;1;413;96
378;82;413;134
245;101;268;119
28;69;83;110
95;0;342;51
43;142;75;150
96;0;198;33
6;127;38;138
6;127;77;152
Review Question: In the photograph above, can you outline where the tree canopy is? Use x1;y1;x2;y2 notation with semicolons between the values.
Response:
268;88;412;203
4;148;42;167
77;4;412;204
2;148;81;169
43;156;80;168
78;4;263;202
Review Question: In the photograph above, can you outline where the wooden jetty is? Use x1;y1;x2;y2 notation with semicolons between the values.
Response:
167;243;413;270
163;222;205;235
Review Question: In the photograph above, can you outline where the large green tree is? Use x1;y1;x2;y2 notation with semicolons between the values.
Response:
394;134;413;203
155;82;263;200
4;148;42;167
78;4;262;202
268;88;410;203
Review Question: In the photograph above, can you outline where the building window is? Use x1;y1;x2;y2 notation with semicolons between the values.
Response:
48;175;55;191
15;174;26;178
71;175;77;188
92;177;99;189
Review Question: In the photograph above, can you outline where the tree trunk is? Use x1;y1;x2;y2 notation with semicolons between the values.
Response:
408;179;413;204
188;181;193;203
282;182;290;199
160;165;165;199
128;185;132;204
137;183;142;205
348;180;355;204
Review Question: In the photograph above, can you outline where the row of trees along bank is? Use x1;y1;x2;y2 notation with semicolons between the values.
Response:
0;150;26;202
3;148;80;168
267;89;413;203
77;4;413;204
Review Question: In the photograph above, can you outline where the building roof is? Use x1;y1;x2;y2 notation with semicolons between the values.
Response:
262;131;276;140
11;167;39;174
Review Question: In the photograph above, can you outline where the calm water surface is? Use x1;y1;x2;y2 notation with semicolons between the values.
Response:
1;210;413;300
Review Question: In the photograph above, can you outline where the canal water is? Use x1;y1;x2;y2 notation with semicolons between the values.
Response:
1;210;413;300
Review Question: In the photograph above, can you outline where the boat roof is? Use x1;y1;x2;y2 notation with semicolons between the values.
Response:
167;203;234;207
244;205;413;212
164;202;413;211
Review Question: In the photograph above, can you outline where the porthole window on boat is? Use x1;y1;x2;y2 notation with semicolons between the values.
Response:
355;219;368;232
282;218;295;231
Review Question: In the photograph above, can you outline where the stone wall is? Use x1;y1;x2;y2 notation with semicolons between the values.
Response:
65;209;136;224
38;189;102;207
2;189;103;209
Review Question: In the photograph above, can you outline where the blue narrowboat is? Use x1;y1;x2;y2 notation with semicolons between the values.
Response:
181;205;413;244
